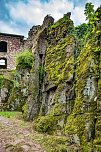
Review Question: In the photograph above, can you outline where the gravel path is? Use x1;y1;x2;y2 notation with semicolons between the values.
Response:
0;116;45;152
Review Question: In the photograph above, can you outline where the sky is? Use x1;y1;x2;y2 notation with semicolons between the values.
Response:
0;0;100;37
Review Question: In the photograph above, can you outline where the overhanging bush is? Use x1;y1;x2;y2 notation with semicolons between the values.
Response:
16;50;34;69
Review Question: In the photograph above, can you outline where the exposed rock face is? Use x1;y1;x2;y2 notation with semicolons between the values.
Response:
22;15;54;52
42;15;54;27
23;11;101;151
0;76;13;110
7;68;30;111
22;25;41;51
23;13;75;121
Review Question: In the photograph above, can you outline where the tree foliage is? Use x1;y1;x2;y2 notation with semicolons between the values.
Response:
84;2;94;22
74;2;100;55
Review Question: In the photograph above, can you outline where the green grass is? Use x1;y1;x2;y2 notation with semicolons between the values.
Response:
0;111;21;118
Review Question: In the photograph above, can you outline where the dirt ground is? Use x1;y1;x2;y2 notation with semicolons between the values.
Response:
0;116;45;152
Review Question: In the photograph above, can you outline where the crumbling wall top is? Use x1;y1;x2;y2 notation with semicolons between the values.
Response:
42;15;54;27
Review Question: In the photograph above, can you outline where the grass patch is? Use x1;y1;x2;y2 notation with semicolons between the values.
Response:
0;111;21;118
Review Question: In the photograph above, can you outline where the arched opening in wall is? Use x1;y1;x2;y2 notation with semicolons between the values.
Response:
0;41;7;52
0;58;7;69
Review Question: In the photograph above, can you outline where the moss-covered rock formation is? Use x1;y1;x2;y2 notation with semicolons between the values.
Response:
0;3;101;151
65;5;101;151
0;73;13;110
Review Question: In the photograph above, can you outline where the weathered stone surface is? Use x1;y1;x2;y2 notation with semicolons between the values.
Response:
0;78;13;111
42;15;54;27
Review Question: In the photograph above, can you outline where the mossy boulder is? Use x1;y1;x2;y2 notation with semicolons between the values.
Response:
0;74;13;111
34;115;60;134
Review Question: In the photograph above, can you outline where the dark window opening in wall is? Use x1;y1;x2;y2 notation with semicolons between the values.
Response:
0;41;7;52
0;58;7;69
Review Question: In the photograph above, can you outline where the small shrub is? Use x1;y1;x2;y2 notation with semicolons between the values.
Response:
16;50;34;69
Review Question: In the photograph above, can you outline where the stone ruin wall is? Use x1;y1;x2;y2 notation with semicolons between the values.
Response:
0;14;55;111
0;34;24;70
22;15;54;53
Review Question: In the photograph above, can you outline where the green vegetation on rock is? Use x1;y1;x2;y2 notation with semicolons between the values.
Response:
16;50;34;69
45;36;74;85
0;75;4;88
34;115;60;134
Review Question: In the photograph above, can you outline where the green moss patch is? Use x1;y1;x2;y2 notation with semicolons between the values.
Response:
45;36;74;85
34;115;60;134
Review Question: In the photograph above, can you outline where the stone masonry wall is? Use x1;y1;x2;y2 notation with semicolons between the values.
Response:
0;34;24;70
